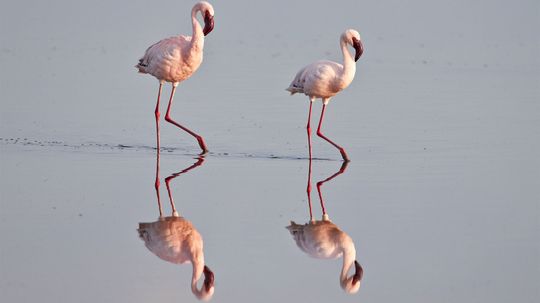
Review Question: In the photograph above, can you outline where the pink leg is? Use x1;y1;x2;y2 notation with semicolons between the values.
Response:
306;158;314;221
316;104;350;162
155;148;163;217
164;85;208;154
164;157;206;216
154;83;164;217
155;82;163;153
316;161;349;216
306;101;313;159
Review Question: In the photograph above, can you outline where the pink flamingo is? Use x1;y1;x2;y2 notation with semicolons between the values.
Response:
138;156;215;301
287;160;363;293
287;29;364;162
136;1;215;154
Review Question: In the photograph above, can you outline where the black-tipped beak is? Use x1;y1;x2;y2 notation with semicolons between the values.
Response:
352;260;363;284
203;265;214;291
203;11;214;36
352;37;363;62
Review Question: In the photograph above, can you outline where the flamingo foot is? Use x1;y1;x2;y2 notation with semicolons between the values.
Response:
339;148;350;162
196;136;208;154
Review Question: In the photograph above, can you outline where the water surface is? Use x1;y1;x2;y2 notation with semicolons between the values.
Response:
1;0;539;302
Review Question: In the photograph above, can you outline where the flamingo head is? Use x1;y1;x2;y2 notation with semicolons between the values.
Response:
195;265;215;301
341;260;363;294
342;29;363;62
199;1;215;36
352;37;363;62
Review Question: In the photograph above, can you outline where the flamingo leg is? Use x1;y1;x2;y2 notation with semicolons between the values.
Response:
316;104;350;162
155;82;163;153
316;161;349;217
154;147;163;218
164;176;178;217
164;157;206;217
307;158;314;222
306;100;314;159
164;84;209;154
154;83;164;217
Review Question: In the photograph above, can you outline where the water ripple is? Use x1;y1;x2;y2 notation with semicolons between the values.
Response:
0;137;336;162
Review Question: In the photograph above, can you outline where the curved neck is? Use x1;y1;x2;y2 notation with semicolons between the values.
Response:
340;245;356;284
190;254;205;296
340;38;356;81
190;7;205;50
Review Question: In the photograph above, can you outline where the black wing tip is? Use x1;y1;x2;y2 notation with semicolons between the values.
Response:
137;59;148;67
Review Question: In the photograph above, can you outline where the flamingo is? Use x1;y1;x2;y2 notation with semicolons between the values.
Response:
138;156;215;301
135;1;215;154
286;160;363;294
287;29;364;162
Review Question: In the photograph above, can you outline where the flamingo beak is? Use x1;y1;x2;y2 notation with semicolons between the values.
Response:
203;11;214;36
352;260;363;284
203;265;215;291
352;37;363;62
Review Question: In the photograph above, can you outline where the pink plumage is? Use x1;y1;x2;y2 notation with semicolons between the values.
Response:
136;1;215;154
287;29;364;162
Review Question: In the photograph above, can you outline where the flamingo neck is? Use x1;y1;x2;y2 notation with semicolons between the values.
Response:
190;7;205;50
340;38;356;84
340;244;356;285
190;253;205;297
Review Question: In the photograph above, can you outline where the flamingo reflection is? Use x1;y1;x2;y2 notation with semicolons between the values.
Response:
138;156;215;301
287;160;363;294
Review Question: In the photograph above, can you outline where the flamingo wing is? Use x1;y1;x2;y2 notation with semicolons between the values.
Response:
287;61;343;97
286;66;308;95
138;217;199;264
136;35;192;74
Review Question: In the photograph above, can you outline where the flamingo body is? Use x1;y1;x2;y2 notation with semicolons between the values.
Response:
134;1;215;153
138;215;214;300
287;217;362;294
136;35;203;84
287;60;349;100
287;219;354;260
287;29;363;104
138;216;203;265
135;1;214;85
286;29;364;161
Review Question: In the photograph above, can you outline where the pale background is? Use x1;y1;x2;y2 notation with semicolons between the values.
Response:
1;0;539;302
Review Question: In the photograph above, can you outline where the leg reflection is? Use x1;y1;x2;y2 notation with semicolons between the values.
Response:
164;157;205;217
288;160;363;294
139;154;214;301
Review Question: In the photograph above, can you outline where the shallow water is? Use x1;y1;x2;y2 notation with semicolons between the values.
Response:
1;0;539;302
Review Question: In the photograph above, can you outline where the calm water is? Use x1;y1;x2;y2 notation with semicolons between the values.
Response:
1;0;539;302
